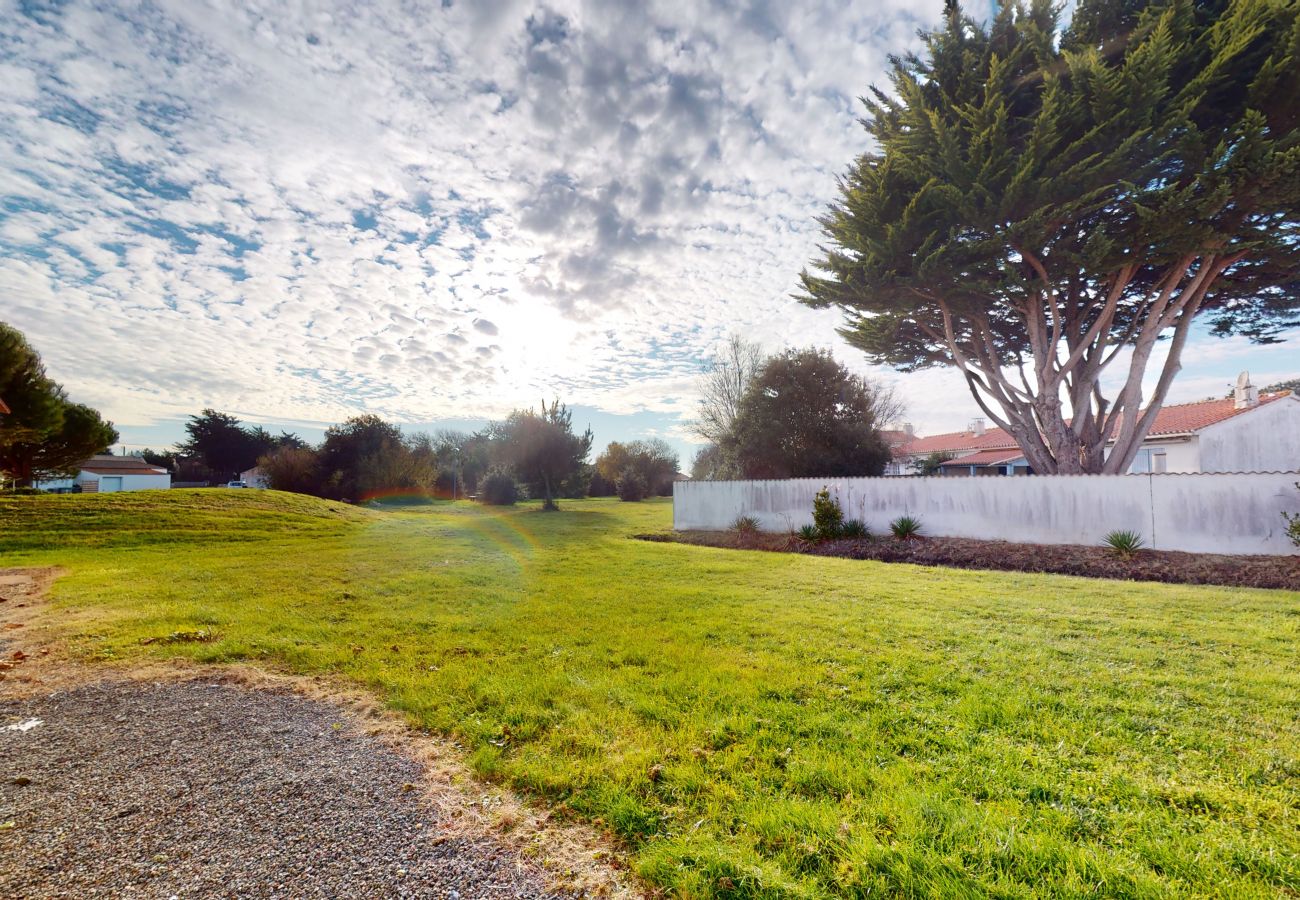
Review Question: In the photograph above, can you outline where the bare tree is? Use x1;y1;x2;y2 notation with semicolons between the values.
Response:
693;335;764;445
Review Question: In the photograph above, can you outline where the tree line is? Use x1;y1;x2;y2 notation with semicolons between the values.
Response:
149;402;599;509
148;396;690;508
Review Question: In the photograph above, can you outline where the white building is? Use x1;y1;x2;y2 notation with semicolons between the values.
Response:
37;455;171;493
895;375;1299;476
239;466;271;488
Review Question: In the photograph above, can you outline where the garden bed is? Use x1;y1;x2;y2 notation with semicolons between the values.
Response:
639;529;1300;591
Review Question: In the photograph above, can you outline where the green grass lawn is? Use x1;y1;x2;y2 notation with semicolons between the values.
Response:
2;490;1297;898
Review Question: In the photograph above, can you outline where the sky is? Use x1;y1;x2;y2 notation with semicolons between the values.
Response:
1;0;1296;465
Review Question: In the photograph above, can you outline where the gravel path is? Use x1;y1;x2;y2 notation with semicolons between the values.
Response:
0;679;566;899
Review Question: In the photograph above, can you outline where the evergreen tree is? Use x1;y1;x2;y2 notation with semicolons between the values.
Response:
177;410;270;480
728;348;899;479
498;400;593;510
802;0;1300;474
0;322;117;486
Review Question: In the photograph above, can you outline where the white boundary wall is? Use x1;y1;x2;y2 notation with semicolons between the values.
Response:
673;473;1300;556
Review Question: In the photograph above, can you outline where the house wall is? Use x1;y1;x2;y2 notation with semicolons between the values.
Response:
1127;438;1200;474
673;472;1300;555
116;473;170;491
35;471;171;492
1198;397;1300;473
33;477;76;491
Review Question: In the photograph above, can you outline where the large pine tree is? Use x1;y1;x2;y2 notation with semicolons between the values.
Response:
0;322;118;486
802;0;1299;473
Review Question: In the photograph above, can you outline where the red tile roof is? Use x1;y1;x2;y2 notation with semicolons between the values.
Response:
1143;393;1288;435
900;393;1291;456
939;448;1026;467
904;429;1015;454
80;455;168;476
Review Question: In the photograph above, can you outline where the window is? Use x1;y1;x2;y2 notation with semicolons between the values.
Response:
1129;447;1168;474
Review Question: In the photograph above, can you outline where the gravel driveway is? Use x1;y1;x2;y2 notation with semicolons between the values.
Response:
0;679;566;899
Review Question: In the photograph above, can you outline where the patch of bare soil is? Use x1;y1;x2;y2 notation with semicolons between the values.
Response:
638;532;1300;591
0;568;639;899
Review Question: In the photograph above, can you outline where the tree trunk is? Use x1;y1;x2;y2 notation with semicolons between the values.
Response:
950;253;1229;475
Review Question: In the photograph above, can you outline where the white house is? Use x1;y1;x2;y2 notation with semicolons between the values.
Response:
239;466;271;488
895;375;1299;476
37;455;172;493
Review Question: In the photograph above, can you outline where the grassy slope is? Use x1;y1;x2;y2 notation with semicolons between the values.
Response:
1;491;1296;898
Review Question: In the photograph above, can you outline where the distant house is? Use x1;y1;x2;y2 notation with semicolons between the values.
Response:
878;424;917;476
240;466;271;488
896;375;1299;476
36;455;172;493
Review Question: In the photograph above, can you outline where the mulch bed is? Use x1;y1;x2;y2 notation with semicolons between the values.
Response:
637;530;1300;591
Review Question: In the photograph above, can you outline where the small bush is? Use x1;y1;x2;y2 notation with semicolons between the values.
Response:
841;519;870;539
731;514;760;535
617;468;649;502
479;469;519;506
1103;529;1145;558
797;524;819;541
890;515;923;540
812;487;843;539
1285;483;1300;548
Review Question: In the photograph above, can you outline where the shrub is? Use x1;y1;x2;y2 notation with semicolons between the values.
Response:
841;519;870;539
1103;529;1145;558
617;468;649;502
479;469;519;506
797;524;819;542
890;515;923;540
812;487;843;539
1285;483;1300;548
731;514;760;535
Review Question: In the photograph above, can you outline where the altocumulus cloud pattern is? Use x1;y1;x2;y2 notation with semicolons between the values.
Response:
0;0;936;431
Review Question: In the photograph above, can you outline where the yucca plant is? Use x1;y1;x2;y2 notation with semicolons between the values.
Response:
890;515;923;540
840;519;870;539
797;524;819;542
731;514;760;535
1103;529;1145;558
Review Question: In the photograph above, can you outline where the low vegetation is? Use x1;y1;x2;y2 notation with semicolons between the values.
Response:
810;487;843;540
889;515;923;540
1104;529;1147;558
2;491;1297;897
650;528;1300;592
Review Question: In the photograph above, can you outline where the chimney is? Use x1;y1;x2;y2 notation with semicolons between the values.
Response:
969;417;986;437
902;422;915;439
1233;371;1258;409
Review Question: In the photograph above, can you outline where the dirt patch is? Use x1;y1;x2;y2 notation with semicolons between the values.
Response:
638;532;1300;591
0;568;640;899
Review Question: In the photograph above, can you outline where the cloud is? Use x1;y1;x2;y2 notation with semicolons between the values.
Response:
1;0;1290;446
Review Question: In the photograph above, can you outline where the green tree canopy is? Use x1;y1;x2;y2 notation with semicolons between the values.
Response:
728;348;899;479
497;400;593;510
595;438;679;498
0;322;118;486
176;409;276;480
801;0;1300;474
318;414;435;501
